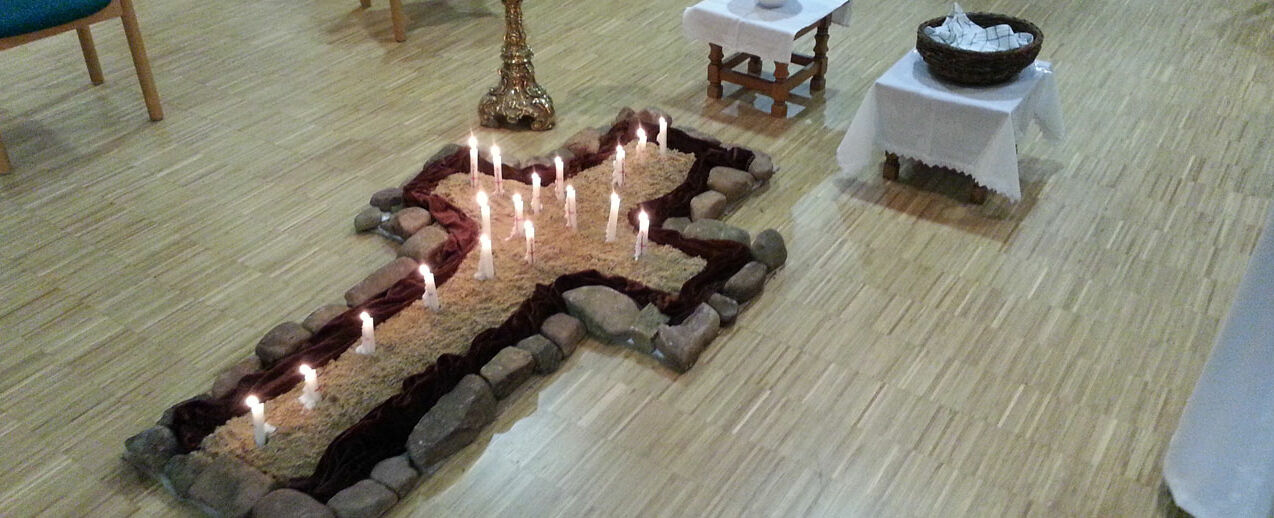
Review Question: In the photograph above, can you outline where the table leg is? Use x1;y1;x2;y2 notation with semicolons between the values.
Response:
882;153;899;181
811;18;830;92
771;62;789;117
747;54;762;75
708;44;724;99
970;185;988;204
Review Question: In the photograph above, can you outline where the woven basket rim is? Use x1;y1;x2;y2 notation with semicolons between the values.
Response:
916;11;1043;56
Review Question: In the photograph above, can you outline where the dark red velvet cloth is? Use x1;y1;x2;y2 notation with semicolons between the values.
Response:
167;118;755;501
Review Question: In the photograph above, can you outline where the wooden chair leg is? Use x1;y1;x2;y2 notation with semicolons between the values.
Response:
0;128;11;175
770;62;789;118
389;0;406;42
970;185;988;204
882;152;899;181
359;0;371;7
747;54;762;75
76;27;105;85
707;44;724;99
118;0;163;121
811;18;830;92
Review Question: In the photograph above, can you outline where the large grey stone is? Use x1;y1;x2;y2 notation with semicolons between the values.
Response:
689;191;727;221
515;334;562;374
750;229;787;270
614;106;637;125
653;303;720;372
327;479;397;518
159;394;209;427
722;261;767;302
406;375;496;469
369;455;419;498
398;225;449;263
164;453;212;498
748;150;776;182
211;356;261;400
345;257;419;307
188;458;275;518
541;313;585;356
369;188;403;211
677;126;722;146
662;217;691;233
426;143;464;168
638;107;671;127
480;347;535;399
302;304;348;333
354;206;385;232
684;219;750;245
563;286;641;344
707;293;739;326
707;167;755;202
627;304;670;353
255;322;311;367
565;128;603;157
388;207;432;239
253;489;334;518
123;426;178;476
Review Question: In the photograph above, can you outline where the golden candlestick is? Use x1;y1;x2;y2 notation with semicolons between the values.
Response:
478;0;555;131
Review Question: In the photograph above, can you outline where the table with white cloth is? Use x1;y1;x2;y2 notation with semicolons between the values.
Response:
836;50;1064;202
682;0;852;117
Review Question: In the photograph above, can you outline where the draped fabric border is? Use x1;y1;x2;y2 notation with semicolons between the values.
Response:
167;118;756;501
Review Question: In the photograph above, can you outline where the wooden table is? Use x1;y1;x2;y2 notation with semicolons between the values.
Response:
706;16;831;118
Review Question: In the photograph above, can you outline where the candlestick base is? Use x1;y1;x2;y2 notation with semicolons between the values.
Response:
478;0;555;131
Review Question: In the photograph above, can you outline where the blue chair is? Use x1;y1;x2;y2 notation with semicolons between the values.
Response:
0;0;163;174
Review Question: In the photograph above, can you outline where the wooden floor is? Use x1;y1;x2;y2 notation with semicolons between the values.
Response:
2;0;1272;515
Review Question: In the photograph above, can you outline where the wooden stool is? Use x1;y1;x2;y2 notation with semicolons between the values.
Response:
706;17;831;118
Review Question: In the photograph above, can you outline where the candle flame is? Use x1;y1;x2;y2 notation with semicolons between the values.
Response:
299;364;314;377
468;134;477;147
524;220;534;237
491;144;500;156
476;190;488;206
419;264;431;277
480;234;491;247
531;172;540;184
512;193;522;205
246;395;260;407
616;145;625;159
566;184;575;197
639;210;649;226
637;127;647;140
554;156;563;166
359;311;372;324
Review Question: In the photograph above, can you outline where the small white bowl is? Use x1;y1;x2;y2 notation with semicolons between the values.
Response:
757;0;786;8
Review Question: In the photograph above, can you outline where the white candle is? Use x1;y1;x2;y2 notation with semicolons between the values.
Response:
553;155;564;199
492;144;503;195
475;233;495;280
468;134;479;187
356;311;375;354
298;364;321;410
420;264;439;311
637;126;647;153
613;145;625;188
530;172;542;214
476;190;491;237
605;191;620;242
658;117;668;156
524;220;535;264
634;210;649;260
509;193;524;239
565;184;577;230
245;395;274;447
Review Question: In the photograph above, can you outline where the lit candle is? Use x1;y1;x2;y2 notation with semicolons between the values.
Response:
613;145;625;188
356;311;375;354
530;172;542;214
420;264;439;311
476;190;491;237
509;193;524;239
524;220;535;264
605;191;620;242
492;144;503;195
554;155;564;199
468;134;479;187
636;126;647;153
565;184;577;230
658;117;668;156
298;364;321;410
475;233;495;280
245;395;275;447
634;210;649;260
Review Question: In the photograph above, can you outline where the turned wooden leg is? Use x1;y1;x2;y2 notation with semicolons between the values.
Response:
970;185;988;204
707;44;724;99
389;0;406;42
882;153;899;181
811;18;830;92
770;62;789;117
76;27;105;85
0;127;11;175
119;0;163;121
359;0;371;7
747;54;762;75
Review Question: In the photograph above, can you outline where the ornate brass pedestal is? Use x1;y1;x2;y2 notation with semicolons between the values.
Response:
478;0;555;131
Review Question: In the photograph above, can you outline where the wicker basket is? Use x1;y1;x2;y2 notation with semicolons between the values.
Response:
916;12;1043;86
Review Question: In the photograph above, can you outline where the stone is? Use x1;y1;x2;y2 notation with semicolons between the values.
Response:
684;219;750;245
707;293;739;326
211;356;261;400
406;375;496;469
722;261;767;302
748;150;776;182
302;304;348;333
564;127;603;157
541;313;585;356
187;458;275;518
563;286;641;344
707;167;755;202
388;207;432;239
123;426;178;476
164;453;212;498
626;304;670;353
689;191;727;221
515;334;562;374
369;188;403;211
253;489;334;518
638;106;671;127
614;106;637;125
427;143;464;167
653;303;720;373
159;394;209;427
662;217;691;233
369;455;419;498
677;126;722;146
354;206;385;232
255;322;312;367
480;347;535;399
398;225;449;264
345;257;419;307
750;229;787;270
326;479;397;518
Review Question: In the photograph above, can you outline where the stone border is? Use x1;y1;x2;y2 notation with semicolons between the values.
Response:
123;107;784;517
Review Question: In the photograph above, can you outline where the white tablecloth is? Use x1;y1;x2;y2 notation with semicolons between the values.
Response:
682;0;852;64
836;50;1064;201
